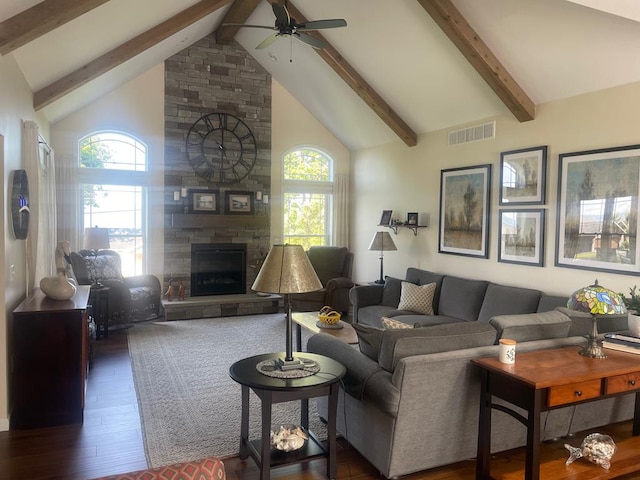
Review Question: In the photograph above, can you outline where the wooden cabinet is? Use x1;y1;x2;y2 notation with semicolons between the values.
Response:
11;286;90;429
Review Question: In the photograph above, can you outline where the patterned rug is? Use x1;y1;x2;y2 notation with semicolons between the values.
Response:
127;314;327;467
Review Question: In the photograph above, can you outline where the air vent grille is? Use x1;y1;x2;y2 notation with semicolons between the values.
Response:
448;121;496;146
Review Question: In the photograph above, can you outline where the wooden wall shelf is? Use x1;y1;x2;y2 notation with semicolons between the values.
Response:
379;224;427;236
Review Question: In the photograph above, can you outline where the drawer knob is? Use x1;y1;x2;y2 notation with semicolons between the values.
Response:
575;390;582;397
630;380;636;386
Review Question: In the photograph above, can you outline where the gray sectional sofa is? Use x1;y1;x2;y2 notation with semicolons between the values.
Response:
307;267;633;478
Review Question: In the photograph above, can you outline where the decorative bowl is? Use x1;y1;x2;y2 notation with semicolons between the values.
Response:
318;306;341;325
270;425;308;451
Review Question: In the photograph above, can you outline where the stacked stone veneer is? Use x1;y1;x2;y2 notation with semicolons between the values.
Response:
164;36;272;310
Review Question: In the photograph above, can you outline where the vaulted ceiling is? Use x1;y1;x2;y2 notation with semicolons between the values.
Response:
2;0;640;151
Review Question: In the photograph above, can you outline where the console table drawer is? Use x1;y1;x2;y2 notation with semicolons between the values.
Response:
548;379;601;407
606;373;640;395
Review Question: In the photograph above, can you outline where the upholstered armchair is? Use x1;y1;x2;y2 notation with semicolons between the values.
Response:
69;249;161;326
290;246;354;316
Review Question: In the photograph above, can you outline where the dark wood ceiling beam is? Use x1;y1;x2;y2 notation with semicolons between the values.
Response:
417;0;535;122
215;0;262;45
286;2;417;147
0;0;110;56
33;0;232;111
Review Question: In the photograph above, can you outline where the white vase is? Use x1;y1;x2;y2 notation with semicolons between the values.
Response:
628;312;640;337
40;273;77;301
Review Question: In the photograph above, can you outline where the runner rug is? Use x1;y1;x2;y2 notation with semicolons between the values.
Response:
127;313;326;467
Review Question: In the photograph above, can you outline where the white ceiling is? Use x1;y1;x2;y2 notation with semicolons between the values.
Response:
3;0;640;151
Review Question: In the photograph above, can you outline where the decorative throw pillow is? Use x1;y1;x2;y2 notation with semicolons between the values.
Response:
397;282;436;315
381;316;413;330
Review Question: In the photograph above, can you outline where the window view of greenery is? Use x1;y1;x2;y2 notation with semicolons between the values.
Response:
79;133;147;276
283;149;333;249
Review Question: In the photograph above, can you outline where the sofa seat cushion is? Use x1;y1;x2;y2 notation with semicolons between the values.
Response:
477;283;542;322
489;310;571;342
397;282;436;315
357;306;412;328
437;276;489;321
377;322;497;372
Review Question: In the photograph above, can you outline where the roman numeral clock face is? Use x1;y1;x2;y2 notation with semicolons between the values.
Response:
186;113;257;184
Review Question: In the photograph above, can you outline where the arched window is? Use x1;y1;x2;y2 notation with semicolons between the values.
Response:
282;148;334;249
78;132;149;276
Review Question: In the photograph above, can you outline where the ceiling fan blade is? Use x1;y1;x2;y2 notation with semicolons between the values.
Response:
222;23;278;30
272;3;290;27
294;32;326;49
296;19;347;31
256;33;280;50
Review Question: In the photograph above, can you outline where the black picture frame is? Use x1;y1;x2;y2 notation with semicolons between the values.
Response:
379;210;393;226
498;209;545;267
439;164;491;258
499;146;547;205
225;191;254;215
406;212;418;225
189;189;219;214
555;144;640;275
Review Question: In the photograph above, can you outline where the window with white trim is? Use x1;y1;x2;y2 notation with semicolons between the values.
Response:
282;148;334;249
78;132;149;276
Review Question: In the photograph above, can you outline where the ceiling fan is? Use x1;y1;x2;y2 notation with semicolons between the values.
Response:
225;0;347;51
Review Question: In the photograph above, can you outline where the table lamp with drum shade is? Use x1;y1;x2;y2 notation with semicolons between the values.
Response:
252;244;322;370
567;280;627;359
369;231;397;284
83;227;110;252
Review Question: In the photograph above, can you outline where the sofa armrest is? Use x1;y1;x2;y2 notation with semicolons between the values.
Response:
307;333;382;399
349;284;384;323
326;277;354;290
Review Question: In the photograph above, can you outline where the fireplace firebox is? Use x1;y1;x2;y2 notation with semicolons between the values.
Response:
191;244;247;296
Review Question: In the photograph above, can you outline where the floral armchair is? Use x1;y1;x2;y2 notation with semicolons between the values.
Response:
69;249;161;327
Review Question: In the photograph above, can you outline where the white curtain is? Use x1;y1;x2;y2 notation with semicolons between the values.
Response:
56;154;81;252
333;173;350;248
23;121;58;293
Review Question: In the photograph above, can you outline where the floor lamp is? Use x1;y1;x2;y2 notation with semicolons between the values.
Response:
369;231;397;284
252;244;322;370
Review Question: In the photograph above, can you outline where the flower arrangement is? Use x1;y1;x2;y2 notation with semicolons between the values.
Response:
621;285;640;314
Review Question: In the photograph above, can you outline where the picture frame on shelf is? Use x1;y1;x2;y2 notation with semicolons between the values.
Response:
499;146;547;205
498;209;545;267
189;189;219;214
406;212;418;225
379;210;393;226
439;164;491;258
225;191;254;215
555;144;640;275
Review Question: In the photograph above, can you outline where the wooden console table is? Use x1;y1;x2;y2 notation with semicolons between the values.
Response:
11;286;91;429
472;346;640;480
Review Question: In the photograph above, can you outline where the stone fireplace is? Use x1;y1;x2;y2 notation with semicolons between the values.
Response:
191;243;247;296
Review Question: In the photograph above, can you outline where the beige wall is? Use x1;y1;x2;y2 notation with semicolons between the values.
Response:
0;54;50;430
270;80;351;244
51;64;166;282
352;81;640;297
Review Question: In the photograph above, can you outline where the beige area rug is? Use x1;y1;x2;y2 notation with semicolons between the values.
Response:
128;314;327;468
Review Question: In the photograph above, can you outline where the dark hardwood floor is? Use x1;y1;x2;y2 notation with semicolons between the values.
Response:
0;329;639;480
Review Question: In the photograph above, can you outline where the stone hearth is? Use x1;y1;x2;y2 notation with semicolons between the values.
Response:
162;294;282;321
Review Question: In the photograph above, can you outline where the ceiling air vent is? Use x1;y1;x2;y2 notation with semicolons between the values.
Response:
448;121;496;146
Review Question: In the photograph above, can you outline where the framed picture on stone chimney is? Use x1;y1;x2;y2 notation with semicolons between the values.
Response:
225;191;255;215
189;189;219;214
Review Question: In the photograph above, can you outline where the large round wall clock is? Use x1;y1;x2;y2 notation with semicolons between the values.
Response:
11;169;30;240
185;113;257;184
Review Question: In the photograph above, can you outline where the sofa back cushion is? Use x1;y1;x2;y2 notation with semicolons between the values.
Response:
489;310;571;342
353;323;384;361
438;276;489;321
477;283;542;323
377;322;496;372
537;294;569;312
555;306;629;337
405;268;445;313
381;276;408;307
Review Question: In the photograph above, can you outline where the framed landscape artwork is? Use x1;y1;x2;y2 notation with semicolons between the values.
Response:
555;144;640;275
439;164;491;258
189;189;219;214
225;191;254;215
498;209;545;267
499;146;547;205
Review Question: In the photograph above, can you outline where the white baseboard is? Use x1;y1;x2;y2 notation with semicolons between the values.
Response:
0;417;9;431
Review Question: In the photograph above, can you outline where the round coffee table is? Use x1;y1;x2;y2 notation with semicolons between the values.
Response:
229;352;345;480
